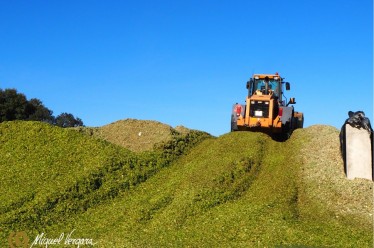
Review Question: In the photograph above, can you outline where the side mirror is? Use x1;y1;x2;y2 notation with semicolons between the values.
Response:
246;78;254;89
285;82;290;90
286;97;296;106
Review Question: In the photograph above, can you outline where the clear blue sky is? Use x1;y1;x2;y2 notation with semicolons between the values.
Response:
1;0;372;136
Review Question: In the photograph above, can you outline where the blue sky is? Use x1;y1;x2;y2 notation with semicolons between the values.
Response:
0;0;372;136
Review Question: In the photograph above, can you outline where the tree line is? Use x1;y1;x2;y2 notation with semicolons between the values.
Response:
0;88;84;127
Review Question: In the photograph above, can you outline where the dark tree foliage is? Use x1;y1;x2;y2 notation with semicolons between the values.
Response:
55;112;84;128
0;88;84;127
25;98;54;123
0;88;28;122
0;88;54;123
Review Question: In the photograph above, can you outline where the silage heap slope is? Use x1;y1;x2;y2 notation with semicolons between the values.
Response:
74;119;187;152
45;126;372;247
0;121;210;243
0;121;134;231
291;125;372;223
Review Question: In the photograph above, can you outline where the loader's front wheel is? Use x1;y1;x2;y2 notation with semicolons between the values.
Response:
231;114;238;132
231;121;238;132
294;112;304;129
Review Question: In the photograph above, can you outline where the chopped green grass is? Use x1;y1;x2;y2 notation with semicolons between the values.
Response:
290;125;373;230
1;121;372;247
0;120;210;245
73;119;186;152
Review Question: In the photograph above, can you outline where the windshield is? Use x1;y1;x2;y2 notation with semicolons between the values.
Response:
253;79;280;97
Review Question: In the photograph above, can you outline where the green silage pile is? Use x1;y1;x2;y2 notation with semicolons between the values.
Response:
0;121;372;247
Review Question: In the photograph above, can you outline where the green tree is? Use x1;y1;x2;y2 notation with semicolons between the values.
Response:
0;88;83;127
25;98;54;123
0;88;28;122
55;112;84;127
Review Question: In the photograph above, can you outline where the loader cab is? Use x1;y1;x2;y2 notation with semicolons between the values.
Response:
246;74;287;103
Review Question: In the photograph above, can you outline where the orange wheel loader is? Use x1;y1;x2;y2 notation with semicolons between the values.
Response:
231;72;303;138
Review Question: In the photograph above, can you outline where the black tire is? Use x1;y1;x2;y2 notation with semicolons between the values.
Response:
298;115;304;128
231;114;238;132
231;121;238;132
